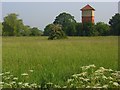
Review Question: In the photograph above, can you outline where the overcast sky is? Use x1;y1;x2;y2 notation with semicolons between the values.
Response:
2;2;118;30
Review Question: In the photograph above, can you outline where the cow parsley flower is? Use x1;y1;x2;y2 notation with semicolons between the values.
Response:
113;82;119;86
89;64;96;68
18;82;22;85
29;70;33;72
67;79;73;83
13;77;18;80
102;85;108;88
21;73;28;76
0;82;4;85
4;72;10;74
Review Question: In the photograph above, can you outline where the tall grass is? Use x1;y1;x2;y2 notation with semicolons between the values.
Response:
2;36;118;85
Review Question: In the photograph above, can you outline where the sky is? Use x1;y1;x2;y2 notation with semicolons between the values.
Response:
2;2;118;30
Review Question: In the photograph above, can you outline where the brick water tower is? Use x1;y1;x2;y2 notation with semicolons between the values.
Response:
81;4;95;23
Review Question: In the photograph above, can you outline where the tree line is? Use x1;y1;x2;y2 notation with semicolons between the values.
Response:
1;12;120;39
1;13;43;36
44;12;120;39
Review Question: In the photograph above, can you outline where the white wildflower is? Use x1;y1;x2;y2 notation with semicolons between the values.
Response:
108;76;113;80
109;81;113;83
5;77;10;80
31;83;37;86
13;77;18;80
86;86;90;88
94;76;99;80
54;85;61;88
0;82;4;85
21;73;28;76
29;70;33;72
79;77;84;80
81;66;90;71
72;74;78;78
102;85;108;88
18;82;22;85
76;73;82;77
5;83;12;87
83;78;89;82
80;72;87;76
10;81;16;84
24;83;29;87
5;72;10;74
89;64;96;68
30;83;37;88
113;82;119;86
95;70;104;74
63;86;67;88
67;79;73;83
100;67;105;70
102;75;107;79
70;84;74;87
96;86;102;88
9;75;13;77
47;82;53;85
108;69;113;72
0;73;3;76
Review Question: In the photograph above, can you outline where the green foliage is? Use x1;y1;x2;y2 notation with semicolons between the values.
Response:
0;22;2;36
48;24;67;40
44;24;53;36
82;22;98;36
2;13;43;36
30;27;43;36
53;12;77;36
2;13;24;36
75;23;83;36
65;22;76;36
95;22;110;36
109;13;120;35
20;25;31;36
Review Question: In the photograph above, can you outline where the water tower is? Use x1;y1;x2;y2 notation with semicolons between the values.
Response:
81;4;95;23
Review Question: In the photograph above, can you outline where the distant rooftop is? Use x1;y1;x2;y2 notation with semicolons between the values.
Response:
81;4;95;11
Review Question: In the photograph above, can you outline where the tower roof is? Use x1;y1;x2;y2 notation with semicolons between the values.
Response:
81;4;95;11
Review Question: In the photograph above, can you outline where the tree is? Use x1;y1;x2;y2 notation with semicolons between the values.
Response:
2;13;24;36
109;13;120;35
82;22;97;36
95;22;110;36
0;22;2;29
48;24;67;40
20;25;31;36
65;22;76;36
44;24;53;36
75;23;83;36
0;22;2;36
53;12;77;36
30;27;43;36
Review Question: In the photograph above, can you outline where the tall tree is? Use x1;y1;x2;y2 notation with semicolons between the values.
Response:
2;13;24;36
82;22;97;36
44;24;53;36
109;13;120;35
95;22;110;36
48;24;66;40
53;12;76;36
75;23;83;36
20;25;31;36
30;27;43;36
0;22;2;36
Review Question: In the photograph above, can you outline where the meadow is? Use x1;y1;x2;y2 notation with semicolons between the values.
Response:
2;36;118;85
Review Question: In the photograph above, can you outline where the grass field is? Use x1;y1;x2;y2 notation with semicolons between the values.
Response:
2;36;118;85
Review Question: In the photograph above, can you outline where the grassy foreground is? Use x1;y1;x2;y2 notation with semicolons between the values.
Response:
2;36;118;85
